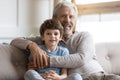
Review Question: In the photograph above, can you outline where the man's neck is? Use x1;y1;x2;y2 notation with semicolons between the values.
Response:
63;33;73;41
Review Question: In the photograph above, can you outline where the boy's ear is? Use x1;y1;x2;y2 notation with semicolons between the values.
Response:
59;36;62;40
41;36;44;41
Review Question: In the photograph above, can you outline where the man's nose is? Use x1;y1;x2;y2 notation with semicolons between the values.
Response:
65;16;70;22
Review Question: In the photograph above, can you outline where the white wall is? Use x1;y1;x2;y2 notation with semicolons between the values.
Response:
76;12;120;43
0;0;53;43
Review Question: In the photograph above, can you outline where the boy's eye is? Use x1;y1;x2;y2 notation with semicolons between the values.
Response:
54;33;58;35
46;33;50;35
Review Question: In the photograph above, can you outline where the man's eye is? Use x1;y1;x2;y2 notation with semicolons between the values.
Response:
70;15;74;19
61;15;66;18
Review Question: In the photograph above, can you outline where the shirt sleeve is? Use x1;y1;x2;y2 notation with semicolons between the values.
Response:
50;32;96;68
62;48;69;56
10;36;42;50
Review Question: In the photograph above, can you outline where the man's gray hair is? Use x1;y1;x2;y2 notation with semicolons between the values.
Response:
53;1;78;19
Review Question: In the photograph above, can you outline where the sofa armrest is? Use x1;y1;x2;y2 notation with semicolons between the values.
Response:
0;44;28;80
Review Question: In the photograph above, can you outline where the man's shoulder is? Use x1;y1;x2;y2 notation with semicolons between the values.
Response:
73;31;91;38
74;31;90;35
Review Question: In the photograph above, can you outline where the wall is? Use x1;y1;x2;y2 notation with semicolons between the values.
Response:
1;0;120;44
0;0;53;43
76;12;120;43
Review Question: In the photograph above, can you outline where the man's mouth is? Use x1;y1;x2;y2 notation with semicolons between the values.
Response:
62;22;73;35
50;40;55;42
62;23;72;30
64;26;70;30
62;23;71;27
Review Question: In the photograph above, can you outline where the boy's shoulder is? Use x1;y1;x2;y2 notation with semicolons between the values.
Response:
57;46;69;55
58;46;68;50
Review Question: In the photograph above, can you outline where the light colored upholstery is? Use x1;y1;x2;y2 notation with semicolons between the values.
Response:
95;42;120;75
0;44;27;80
0;42;120;80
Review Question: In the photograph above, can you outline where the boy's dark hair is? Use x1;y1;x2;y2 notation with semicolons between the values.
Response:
39;19;63;37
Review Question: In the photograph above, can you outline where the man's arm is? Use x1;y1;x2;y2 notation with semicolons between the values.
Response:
10;37;50;69
10;36;41;50
50;32;96;68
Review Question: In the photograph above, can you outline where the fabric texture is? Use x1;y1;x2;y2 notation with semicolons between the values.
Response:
95;42;120;75
84;71;120;80
0;44;27;80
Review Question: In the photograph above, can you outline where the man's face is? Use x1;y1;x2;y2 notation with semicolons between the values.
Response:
56;6;76;35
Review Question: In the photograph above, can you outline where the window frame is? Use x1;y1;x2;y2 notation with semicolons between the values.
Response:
72;0;120;15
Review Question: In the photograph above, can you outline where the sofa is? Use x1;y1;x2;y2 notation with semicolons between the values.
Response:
0;42;120;80
0;44;28;80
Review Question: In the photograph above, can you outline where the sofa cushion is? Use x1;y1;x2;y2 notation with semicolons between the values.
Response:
95;42;120;75
0;44;28;80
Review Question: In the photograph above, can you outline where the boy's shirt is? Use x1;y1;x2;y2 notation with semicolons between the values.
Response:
29;45;69;75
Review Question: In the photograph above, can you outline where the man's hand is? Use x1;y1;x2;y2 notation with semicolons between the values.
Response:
27;42;50;69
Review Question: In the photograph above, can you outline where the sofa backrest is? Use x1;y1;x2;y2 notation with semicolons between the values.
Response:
95;42;120;75
1;42;120;80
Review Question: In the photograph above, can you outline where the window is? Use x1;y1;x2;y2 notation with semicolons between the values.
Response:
72;0;120;14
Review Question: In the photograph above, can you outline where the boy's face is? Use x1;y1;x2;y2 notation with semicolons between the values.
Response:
42;29;62;48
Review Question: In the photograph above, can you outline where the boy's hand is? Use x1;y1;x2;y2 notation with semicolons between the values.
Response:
46;70;61;80
41;70;61;80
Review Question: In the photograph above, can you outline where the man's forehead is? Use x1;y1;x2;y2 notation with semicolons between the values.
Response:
57;6;75;15
59;6;74;11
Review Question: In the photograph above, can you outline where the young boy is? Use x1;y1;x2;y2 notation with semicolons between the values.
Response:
24;19;82;80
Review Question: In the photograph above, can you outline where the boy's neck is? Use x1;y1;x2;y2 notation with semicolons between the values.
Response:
45;45;57;52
